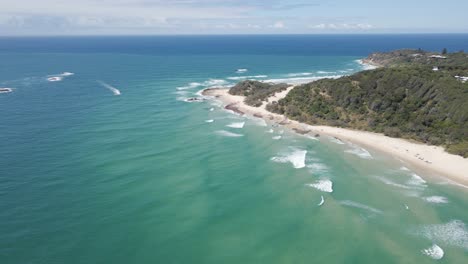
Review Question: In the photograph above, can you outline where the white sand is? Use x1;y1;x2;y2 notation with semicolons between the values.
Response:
202;87;468;186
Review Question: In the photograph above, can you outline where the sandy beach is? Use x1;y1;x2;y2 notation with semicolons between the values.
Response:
202;87;468;187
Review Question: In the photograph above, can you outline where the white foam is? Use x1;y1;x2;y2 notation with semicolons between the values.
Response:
404;204;410;210
318;195;325;206
356;59;378;70
60;72;74;76
400;166;410;171
340;200;382;214
204;79;229;87
413;220;468;250
422;244;444;260
215;130;244;137
328;136;346;145
271;149;307;169
47;76;63;82
286;72;313;77
226;122;245;129
176;82;202;90
307;135;319;141
266;129;274;133
97;81;121;95
205;119;214;123
345;144;373;159
376;176;412;189
263;75;342;85
227;75;268;80
209;107;215;111
317;70;336;74
272;136;282;140
423;196;449;204
408;173;427;186
236;68;248;73
306;179;333;193
307;163;329;173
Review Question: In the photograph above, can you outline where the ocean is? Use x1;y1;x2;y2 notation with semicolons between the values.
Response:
1;35;467;263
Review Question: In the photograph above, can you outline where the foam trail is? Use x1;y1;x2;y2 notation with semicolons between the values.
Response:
226;122;245;129
408;173;427;187
271;149;307;169
215;130;244;137
414;220;468;250
205;119;214;123
345;144;373;159
209;108;215;111
318;196;325;206
306;179;333;193
286;72;313;77
272;136;282;140
328;136;345;145
376;176;413;189
423;196;449;204
340;200;382;214
422;244;444;260
227;75;268;80
97;81;121;95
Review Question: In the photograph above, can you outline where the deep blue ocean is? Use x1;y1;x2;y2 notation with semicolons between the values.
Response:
1;35;468;264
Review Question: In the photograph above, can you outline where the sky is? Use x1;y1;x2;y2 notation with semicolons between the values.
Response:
0;0;467;35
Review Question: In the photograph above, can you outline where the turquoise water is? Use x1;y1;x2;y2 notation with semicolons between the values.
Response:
1;36;468;263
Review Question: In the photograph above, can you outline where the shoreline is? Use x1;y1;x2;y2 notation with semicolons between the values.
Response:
202;87;468;187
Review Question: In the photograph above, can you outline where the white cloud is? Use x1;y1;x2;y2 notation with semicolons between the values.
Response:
270;21;285;29
308;23;374;30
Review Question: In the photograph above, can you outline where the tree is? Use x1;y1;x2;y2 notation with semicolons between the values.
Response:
442;48;447;55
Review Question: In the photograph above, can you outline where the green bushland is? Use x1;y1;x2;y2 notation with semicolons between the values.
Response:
229;80;289;107
264;50;468;157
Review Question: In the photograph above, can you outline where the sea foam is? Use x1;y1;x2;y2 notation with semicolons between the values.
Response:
423;196;449;204
226;122;245;129
271;149;307;169
412;220;468;250
306;179;333;193
422;244;444;260
215;130;244;137
345;144;373;159
340;200;382;214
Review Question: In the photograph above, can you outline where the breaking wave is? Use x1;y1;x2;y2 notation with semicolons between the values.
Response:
345;144;373;159
271;149;307;169
422;244;444;260
262;75;342;85
306;179;333;193
423;196;449;204
328;136;346;145
226;122;245;128
272;136;282;140
215;130;244;137
227;75;268;80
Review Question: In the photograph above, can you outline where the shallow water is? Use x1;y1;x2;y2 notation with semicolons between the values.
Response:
1;35;468;263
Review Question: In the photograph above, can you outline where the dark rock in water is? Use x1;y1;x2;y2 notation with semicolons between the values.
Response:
185;97;205;102
315;134;320;137
225;103;245;115
293;128;310;135
0;88;13;94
